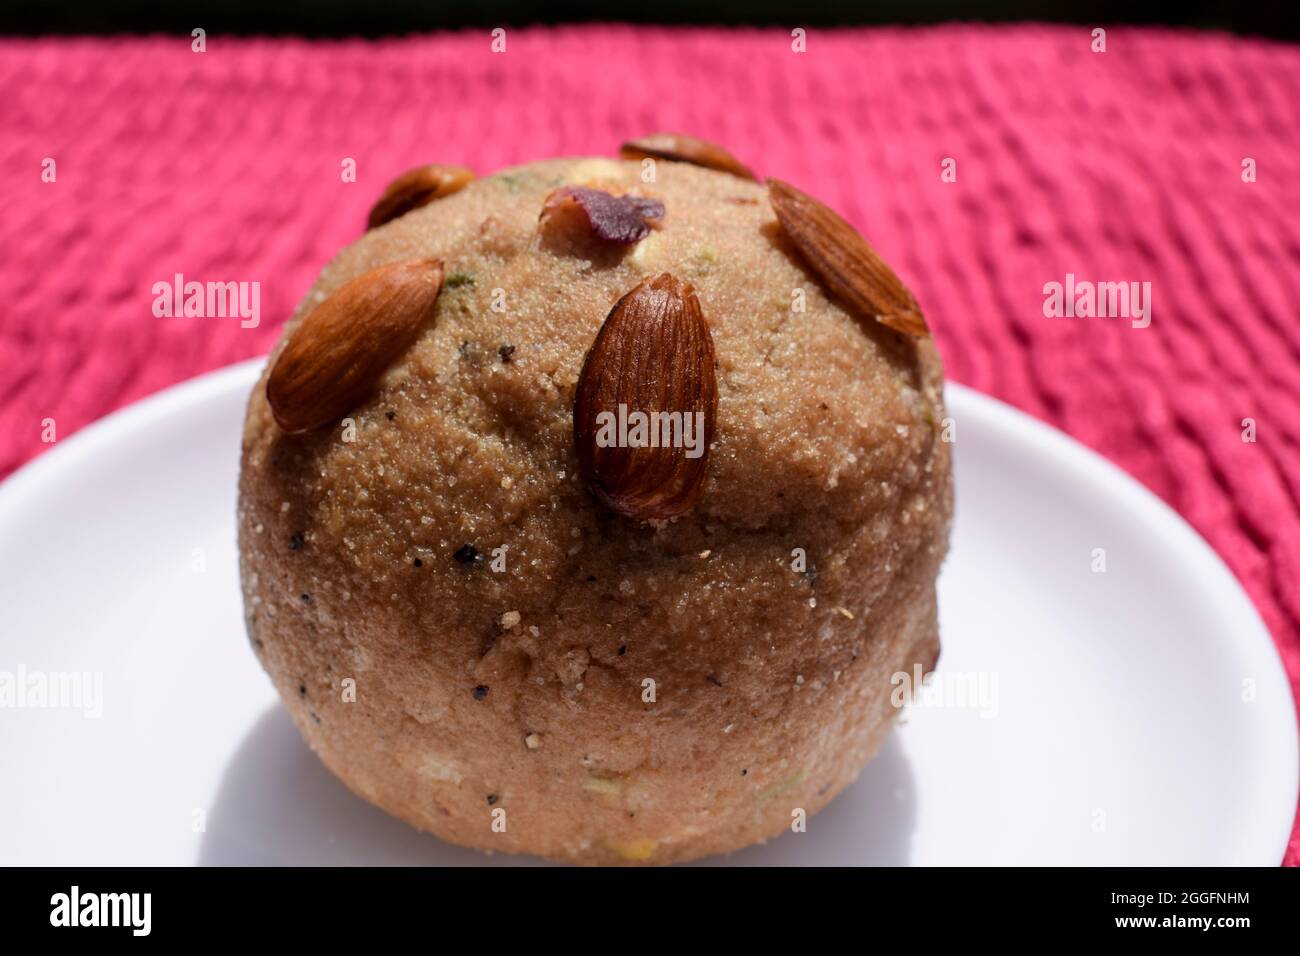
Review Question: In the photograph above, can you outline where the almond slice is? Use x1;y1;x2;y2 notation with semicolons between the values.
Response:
367;165;475;229
266;258;445;433
574;274;717;521
620;133;758;181
767;178;928;338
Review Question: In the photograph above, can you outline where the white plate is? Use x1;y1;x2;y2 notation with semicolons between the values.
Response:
0;360;1294;866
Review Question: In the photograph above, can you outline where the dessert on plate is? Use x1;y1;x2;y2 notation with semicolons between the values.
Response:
238;133;952;864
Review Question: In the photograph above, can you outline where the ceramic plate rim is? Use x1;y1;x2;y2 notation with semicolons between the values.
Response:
1;358;1295;865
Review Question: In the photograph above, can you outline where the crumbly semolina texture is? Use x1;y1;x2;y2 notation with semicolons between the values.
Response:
238;156;953;865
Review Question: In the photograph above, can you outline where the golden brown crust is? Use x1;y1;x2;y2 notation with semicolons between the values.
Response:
239;157;952;864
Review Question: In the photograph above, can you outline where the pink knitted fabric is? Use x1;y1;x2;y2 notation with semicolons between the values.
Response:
1;25;1298;862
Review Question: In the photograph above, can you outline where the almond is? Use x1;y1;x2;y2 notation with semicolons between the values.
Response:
266;258;445;433
766;178;929;338
367;165;474;229
620;133;758;181
574;274;717;521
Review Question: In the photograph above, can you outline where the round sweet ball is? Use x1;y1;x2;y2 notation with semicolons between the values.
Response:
238;144;952;865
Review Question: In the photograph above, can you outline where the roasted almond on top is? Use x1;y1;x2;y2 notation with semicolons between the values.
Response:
573;273;717;521
767;178;929;338
266;257;445;433
367;165;475;229
620;133;758;181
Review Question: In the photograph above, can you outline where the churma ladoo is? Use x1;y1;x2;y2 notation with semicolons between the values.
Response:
238;134;952;865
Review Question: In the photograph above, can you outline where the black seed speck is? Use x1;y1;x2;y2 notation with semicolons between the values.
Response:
486;794;498;806
472;685;489;700
454;544;483;566
706;673;722;687
310;712;321;724
301;593;311;604
586;575;597;582
617;645;626;656
298;684;307;698
413;558;423;568
289;533;304;551
498;344;516;363
386;410;396;421
741;768;748;776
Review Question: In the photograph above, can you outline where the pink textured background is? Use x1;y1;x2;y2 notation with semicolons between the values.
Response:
1;24;1298;863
